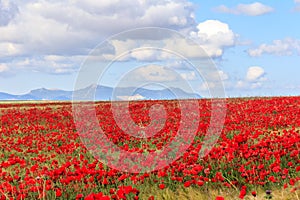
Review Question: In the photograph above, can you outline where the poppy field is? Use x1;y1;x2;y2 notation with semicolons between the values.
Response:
0;97;299;199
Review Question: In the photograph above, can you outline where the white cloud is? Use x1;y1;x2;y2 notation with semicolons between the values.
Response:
96;21;238;62
217;70;229;81
236;80;246;89
0;0;19;26
0;0;195;56
180;71;196;80
190;20;237;58
130;49;159;61
214;2;274;16
250;82;262;89
199;82;214;91
98;37;210;62
128;65;179;82
235;66;266;90
126;63;215;84
247;38;300;57
0;0;196;74
3;56;83;75
202;69;229;82
198;70;229;92
0;42;23;57
295;0;300;3
0;1;239;80
0;63;8;72
246;66;265;81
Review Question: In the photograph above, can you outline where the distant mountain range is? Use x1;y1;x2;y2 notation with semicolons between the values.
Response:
0;85;201;101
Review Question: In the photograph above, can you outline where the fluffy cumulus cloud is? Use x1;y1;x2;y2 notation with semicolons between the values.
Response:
236;66;266;89
214;2;274;16
0;0;239;88
190;20;237;58
247;38;300;57
0;0;196;74
246;66;265;82
95;19;237;62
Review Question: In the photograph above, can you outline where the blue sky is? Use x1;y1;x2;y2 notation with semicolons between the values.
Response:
0;0;300;97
